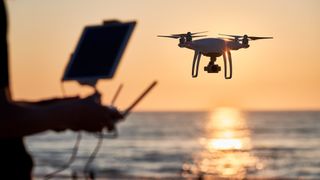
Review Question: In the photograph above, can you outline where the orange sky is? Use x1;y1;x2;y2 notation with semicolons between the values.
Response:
6;0;320;111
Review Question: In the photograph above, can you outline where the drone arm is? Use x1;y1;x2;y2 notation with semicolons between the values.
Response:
223;50;233;79
192;51;201;78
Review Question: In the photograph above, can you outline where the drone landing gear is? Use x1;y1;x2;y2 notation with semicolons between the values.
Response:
222;50;233;79
192;50;233;79
192;51;201;78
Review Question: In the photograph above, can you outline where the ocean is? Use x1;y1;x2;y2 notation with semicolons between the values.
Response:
26;109;320;179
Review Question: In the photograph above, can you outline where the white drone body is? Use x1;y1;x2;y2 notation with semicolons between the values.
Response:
158;32;272;79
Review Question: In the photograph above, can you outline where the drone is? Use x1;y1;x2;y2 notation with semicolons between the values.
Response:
157;32;273;79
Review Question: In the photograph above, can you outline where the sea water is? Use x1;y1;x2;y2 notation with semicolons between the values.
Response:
26;109;320;179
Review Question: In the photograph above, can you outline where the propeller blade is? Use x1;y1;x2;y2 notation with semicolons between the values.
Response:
170;33;186;36
191;31;208;35
157;35;180;39
191;35;207;38
248;36;273;40
219;34;273;41
171;31;208;36
219;34;243;38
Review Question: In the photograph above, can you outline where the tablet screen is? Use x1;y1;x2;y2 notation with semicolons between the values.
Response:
63;21;136;81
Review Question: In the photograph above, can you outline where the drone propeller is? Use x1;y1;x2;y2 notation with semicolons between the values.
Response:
157;35;180;39
219;34;273;41
158;31;208;39
219;34;242;39
189;35;207;38
171;31;208;37
245;36;273;40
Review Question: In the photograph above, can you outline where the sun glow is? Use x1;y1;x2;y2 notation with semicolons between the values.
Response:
204;107;251;151
209;138;242;150
182;108;260;178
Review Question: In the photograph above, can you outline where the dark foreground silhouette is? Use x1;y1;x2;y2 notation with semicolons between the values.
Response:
0;1;122;179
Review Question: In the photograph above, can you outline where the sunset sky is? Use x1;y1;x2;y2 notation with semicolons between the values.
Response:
6;0;320;111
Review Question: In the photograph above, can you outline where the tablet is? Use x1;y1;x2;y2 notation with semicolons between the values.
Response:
62;21;136;82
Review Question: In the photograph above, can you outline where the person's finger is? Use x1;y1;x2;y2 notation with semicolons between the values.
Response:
105;106;124;119
62;96;81;101
85;92;101;102
105;123;115;131
79;123;104;132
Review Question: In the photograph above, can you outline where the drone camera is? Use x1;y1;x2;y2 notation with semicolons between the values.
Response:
204;64;221;73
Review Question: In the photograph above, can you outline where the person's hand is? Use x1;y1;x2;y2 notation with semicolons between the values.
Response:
46;94;123;132
70;95;123;132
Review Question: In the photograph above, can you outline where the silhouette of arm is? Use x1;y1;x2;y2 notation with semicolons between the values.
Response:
0;93;122;138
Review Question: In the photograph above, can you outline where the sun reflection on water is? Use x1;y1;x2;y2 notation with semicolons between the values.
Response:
182;108;261;179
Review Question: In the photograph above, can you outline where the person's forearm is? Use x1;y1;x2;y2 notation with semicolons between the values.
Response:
0;103;63;138
16;96;79;106
0;94;115;137
0;97;83;138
